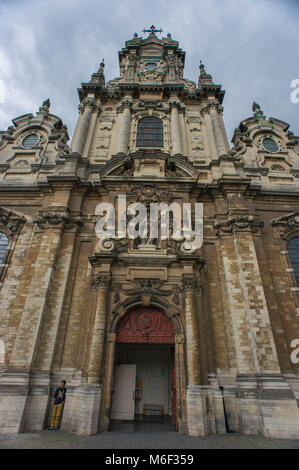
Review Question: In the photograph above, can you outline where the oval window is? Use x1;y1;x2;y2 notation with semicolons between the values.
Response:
263;137;278;153
145;62;158;70
22;133;38;149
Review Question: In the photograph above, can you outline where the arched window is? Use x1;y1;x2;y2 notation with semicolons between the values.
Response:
136;117;163;148
0;232;9;264
287;237;299;286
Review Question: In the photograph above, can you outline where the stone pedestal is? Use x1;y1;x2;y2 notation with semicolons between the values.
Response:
61;383;102;435
22;371;51;432
258;374;299;439
0;370;29;433
207;376;227;434
186;385;209;436
237;373;299;439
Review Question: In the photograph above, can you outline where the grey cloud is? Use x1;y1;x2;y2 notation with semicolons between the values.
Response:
0;0;298;144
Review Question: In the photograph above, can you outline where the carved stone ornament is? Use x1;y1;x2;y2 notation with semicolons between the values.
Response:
91;273;111;291
98;237;129;253
78;98;100;114
200;102;223;116
116;98;133;113
0;207;26;235
271;212;299;239
132;183;170;205
182;275;201;292
116;308;175;344
114;279;182;303
214;215;264;236
34;207;81;230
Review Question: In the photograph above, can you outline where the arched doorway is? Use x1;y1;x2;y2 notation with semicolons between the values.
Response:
111;308;177;430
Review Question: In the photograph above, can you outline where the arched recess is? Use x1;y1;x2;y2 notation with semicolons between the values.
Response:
111;294;183;337
100;297;186;433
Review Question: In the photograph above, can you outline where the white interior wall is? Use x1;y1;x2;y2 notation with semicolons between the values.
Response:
117;344;172;416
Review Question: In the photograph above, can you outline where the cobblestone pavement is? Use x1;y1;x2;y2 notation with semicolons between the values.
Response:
0;430;298;449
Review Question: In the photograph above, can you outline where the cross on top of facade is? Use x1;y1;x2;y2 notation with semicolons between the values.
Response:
142;25;163;35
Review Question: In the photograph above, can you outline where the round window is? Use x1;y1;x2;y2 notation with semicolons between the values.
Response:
22;133;38;149
263;137;279;153
145;62;158;70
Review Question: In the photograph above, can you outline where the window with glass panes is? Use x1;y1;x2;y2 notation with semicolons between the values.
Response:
136;117;163;147
287;237;299;286
0;233;8;264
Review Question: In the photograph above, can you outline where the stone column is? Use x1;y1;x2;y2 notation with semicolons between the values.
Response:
170;100;183;155
87;274;111;383
209;103;229;158
71;98;97;155
82;104;100;158
183;275;209;436
117;99;132;154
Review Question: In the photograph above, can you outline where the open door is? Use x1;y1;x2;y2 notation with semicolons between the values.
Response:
111;364;136;420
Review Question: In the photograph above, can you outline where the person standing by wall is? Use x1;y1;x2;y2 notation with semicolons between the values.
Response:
49;380;67;430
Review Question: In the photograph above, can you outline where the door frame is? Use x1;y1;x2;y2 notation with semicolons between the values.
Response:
100;307;187;433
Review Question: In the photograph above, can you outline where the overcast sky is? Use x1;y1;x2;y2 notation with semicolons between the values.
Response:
0;0;298;144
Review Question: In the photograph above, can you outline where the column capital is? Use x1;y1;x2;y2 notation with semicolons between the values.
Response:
168;99;184;112
116;98;133;113
33;206;82;231
91;273;111;291
200;101;223;116
214;214;264;236
182;275;201;292
78;98;101;114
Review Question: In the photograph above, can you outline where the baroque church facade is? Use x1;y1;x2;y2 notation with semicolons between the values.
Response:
0;27;299;438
